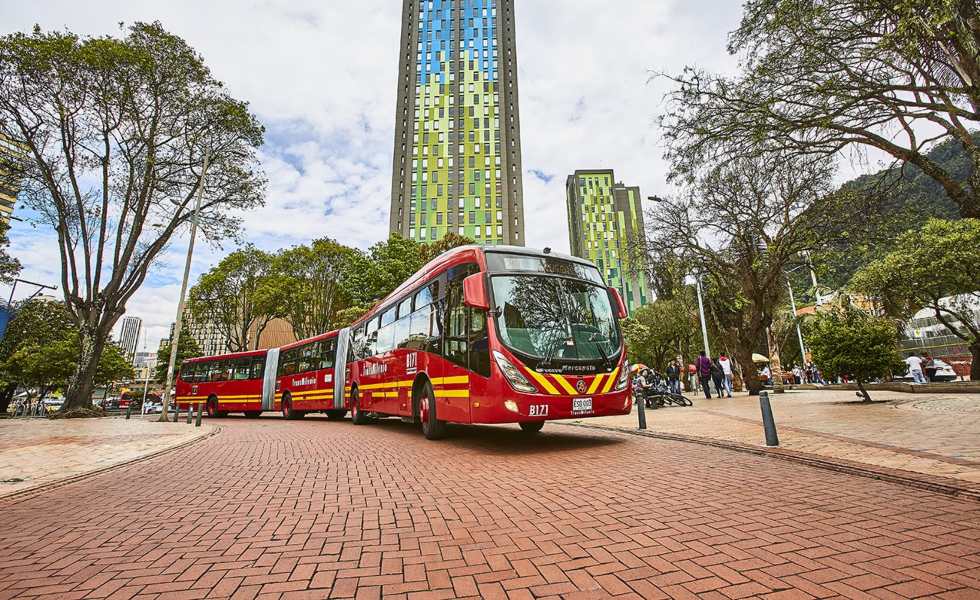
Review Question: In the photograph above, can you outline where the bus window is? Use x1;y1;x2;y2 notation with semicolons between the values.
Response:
393;308;411;350
251;356;266;380
414;281;436;311
319;339;335;369
208;361;228;382
298;343;316;373
365;317;380;358
397;297;412;320
380;307;396;328
179;362;194;382
231;358;251;381
279;349;298;376
408;302;431;351
468;307;490;377
444;277;467;368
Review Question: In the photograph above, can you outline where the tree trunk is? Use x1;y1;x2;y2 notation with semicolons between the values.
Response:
970;342;980;382
0;383;15;414
62;323;106;411
735;346;762;395
855;379;872;403
767;326;785;394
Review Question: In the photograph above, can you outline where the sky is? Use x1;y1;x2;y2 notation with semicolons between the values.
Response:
0;0;749;350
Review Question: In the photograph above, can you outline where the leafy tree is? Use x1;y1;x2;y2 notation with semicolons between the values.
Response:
660;0;980;217
851;218;980;380
0;220;20;285
805;303;904;402
645;152;865;394
188;245;276;352
348;235;425;306
155;323;202;382
334;305;372;330
622;299;699;371
0;23;266;410
267;238;362;339
0;299;134;404
0;298;73;412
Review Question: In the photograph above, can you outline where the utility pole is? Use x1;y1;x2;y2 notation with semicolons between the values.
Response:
160;151;210;422
694;275;710;357
786;279;806;361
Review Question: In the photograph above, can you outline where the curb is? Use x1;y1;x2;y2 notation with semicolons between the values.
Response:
0;423;221;504
560;422;980;503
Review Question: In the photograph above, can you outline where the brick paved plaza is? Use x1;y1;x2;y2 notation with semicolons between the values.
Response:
1;417;979;599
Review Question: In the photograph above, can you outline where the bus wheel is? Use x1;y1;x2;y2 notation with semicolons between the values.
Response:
244;411;262;418
351;388;369;425
519;421;544;434
418;381;447;440
325;409;347;421
282;395;302;420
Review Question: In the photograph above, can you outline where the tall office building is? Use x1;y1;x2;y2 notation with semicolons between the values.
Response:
118;316;142;360
0;133;27;223
389;0;526;246
566;169;650;313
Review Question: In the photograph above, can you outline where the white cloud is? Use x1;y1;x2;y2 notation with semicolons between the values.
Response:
0;1;754;349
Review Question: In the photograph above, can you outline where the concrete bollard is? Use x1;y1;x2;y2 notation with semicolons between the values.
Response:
195;403;202;427
125;403;132;420
760;391;779;447
636;391;647;430
186;404;193;424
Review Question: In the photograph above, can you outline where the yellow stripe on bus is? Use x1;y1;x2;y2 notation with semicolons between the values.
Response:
601;367;620;394
527;370;560;395
551;374;577;395
359;380;413;391
434;389;469;398
587;374;605;395
431;376;469;385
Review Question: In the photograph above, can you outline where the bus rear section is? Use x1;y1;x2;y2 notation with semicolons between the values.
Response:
175;350;268;417
274;331;347;420
344;246;633;439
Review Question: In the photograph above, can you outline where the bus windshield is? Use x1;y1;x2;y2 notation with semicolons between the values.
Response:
491;274;620;362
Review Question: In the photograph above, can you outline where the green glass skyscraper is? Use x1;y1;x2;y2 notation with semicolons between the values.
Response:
389;0;526;246
566;169;650;313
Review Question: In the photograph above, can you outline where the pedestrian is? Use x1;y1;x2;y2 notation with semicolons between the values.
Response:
904;353;926;384
710;358;725;398
761;364;772;386
922;353;937;383
696;350;713;399
792;364;802;385
665;360;681;395
718;352;734;397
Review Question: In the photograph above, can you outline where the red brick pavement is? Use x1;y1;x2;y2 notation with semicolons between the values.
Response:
1;417;979;599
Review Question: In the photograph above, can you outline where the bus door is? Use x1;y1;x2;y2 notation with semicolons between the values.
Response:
333;328;350;410
262;348;280;411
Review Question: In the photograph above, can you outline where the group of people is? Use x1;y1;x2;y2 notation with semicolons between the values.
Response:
692;351;734;399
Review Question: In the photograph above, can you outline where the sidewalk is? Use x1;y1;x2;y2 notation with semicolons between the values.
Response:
582;388;980;487
0;416;214;498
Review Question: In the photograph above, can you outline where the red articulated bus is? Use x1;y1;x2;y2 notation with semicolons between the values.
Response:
274;330;347;420
174;349;268;417
343;245;633;439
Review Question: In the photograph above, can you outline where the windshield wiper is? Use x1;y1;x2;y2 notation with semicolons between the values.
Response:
587;331;614;371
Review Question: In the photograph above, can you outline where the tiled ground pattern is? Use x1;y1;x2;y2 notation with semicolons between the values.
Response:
590;390;980;483
1;417;979;600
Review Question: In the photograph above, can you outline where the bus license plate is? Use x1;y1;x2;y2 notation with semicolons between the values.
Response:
572;397;593;413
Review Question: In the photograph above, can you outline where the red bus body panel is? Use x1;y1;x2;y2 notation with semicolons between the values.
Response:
274;330;339;413
174;349;266;413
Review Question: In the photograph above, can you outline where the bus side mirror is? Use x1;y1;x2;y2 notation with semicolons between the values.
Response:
609;288;628;319
463;273;490;310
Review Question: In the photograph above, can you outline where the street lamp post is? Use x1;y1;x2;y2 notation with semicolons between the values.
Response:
160;151;210;422
786;278;806;361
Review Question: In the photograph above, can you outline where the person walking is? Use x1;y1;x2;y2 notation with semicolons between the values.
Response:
665;360;681;395
904;353;926;384
718;353;734;397
710;358;725;398
695;351;713;399
922;353;937;383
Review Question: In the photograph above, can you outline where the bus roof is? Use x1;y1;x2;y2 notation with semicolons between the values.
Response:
183;348;267;363
352;244;597;328
278;329;339;352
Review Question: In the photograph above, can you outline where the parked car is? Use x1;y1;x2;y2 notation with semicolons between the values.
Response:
895;358;958;382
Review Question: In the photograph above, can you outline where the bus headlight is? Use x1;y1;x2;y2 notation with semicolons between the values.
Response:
614;362;630;391
493;351;537;394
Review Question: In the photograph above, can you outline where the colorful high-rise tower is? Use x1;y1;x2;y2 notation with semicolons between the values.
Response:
566;169;650;313
389;0;525;246
0;133;27;223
